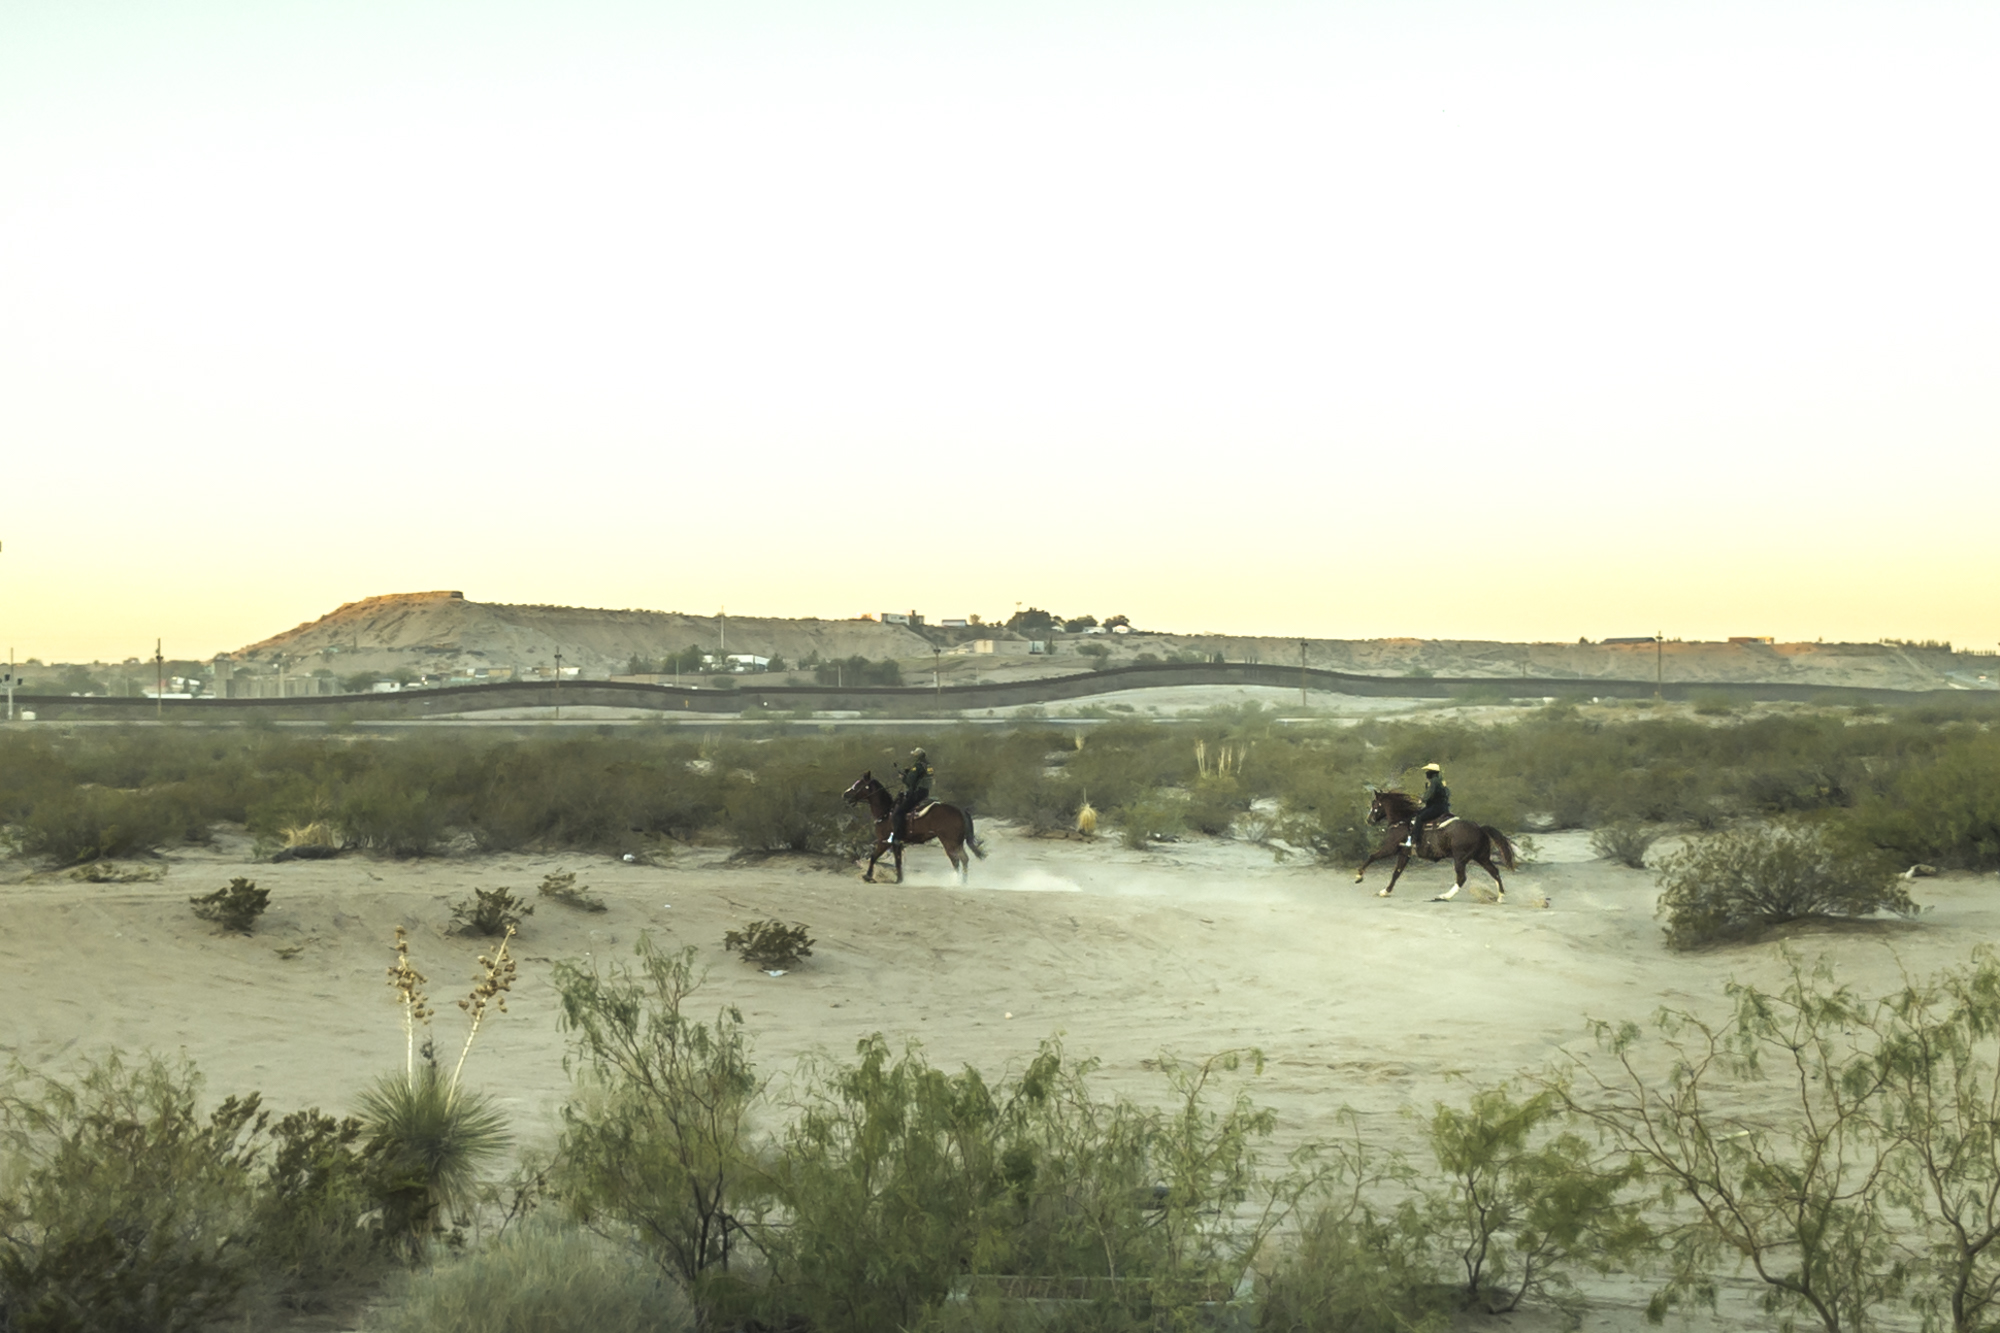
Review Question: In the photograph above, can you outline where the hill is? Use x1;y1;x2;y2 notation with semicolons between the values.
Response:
226;592;1993;694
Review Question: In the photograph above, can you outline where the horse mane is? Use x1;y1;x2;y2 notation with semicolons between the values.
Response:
1372;789;1419;818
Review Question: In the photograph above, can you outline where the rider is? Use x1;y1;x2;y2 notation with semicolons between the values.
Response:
1403;762;1451;851
887;747;934;846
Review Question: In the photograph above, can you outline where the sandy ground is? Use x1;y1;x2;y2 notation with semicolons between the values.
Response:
2;828;1989;1330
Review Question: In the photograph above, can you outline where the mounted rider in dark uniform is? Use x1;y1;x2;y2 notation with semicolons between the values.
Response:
888;747;934;846
1403;763;1450;851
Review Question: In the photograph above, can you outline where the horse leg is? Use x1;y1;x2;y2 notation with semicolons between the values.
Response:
894;842;906;885
863;839;886;883
1379;851;1413;898
948;835;968;884
1433;855;1468;902
1475;852;1506;904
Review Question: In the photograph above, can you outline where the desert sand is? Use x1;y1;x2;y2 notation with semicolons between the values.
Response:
2;825;1987;1329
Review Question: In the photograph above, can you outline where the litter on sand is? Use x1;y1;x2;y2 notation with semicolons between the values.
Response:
765;969;788;978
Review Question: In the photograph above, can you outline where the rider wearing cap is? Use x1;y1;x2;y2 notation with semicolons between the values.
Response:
1403;762;1451;851
888;747;934;846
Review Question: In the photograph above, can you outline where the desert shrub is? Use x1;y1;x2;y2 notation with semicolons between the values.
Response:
1062;723;1188;813
723;920;814;970
759;1039;1297;1333
1655;821;1913;948
979;764;1077;833
1114;789;1187;849
720;763;847;853
467;738;719;852
189;876;270;932
1551;958;1908;1332
451;886;534;935
1691;692;1735;716
370;1222;694;1333
0;1052;266;1333
539;869;607;912
1589;821;1658;869
1183;775;1247;838
11;784;191;865
1262;1123;1448;1333
250;1109;384;1305
1408;1083;1648;1319
337;765;450;856
552;940;759;1301
1846;732;2000;870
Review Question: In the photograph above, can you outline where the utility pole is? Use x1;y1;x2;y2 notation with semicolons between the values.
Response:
1299;639;1308;709
154;638;164;720
1655;631;1664;699
934;647;943;709
554;649;563;721
5;647;13;723
719;606;726;660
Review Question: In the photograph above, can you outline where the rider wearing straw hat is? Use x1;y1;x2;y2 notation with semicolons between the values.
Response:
888;747;934;846
1403;762;1451;851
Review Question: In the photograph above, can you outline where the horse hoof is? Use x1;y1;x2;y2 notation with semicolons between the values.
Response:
1376;888;1391;898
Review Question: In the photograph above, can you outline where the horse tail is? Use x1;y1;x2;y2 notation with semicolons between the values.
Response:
963;807;988;859
1484;827;1517;871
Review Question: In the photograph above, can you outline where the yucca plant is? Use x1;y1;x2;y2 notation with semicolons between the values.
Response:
358;927;516;1253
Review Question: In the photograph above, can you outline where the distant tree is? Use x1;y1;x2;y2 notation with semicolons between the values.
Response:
341;671;382;693
1007;607;1059;634
625;654;655;676
1063;615;1098;633
766;654;787;673
1102;614;1131;631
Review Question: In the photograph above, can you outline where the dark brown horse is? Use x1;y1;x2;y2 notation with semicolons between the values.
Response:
1354;787;1518;902
842;772;986;884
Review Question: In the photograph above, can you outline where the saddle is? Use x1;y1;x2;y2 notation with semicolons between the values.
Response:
1411;814;1459;852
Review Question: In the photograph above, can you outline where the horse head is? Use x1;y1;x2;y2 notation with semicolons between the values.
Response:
842;772;882;806
1366;787;1414;825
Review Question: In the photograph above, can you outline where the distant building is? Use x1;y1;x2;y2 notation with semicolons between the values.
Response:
1728;636;1775;645
940;618;968;628
1602;637;1657;645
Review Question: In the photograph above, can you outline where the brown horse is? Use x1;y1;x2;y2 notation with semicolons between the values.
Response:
842;772;986;884
1354;787;1518;902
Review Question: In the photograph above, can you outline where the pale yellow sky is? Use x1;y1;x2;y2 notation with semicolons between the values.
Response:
2;1;1995;662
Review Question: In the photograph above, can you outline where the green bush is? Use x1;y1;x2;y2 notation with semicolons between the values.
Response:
1552;958;1909;1332
0;1053;266;1332
12;784;193;865
251;1109;384;1305
1409;1083;1647;1318
538;869;608;912
552;940;759;1300
1655;822;1914;948
189;876;270;933
758;1039;1294;1333
337;766;450;856
723;920;814;970
1262;1123;1447;1333
1847;732;2000;870
1588;821;1658;869
370;1222;693;1333
719;764;846;853
450;886;533;936
1114;789;1187;849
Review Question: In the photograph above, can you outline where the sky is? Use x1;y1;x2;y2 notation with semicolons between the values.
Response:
2;0;1996;662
